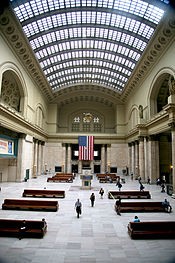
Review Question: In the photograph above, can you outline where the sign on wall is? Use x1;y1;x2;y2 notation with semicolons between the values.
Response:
0;138;14;156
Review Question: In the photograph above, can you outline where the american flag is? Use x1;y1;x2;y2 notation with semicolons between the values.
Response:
78;136;94;160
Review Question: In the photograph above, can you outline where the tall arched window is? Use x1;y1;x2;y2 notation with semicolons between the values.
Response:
72;112;102;132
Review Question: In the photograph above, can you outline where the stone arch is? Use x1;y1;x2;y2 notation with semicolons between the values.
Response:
35;103;46;129
128;105;139;131
148;67;175;117
0;62;28;116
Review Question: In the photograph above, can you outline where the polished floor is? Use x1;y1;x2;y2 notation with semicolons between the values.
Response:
0;173;175;263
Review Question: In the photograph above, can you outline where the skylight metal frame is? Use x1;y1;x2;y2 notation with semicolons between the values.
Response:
11;0;169;93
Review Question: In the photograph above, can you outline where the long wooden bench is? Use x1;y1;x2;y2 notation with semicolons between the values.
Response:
47;176;73;183
0;218;47;238
108;190;151;199
54;173;74;179
128;221;175;239
114;201;172;213
22;189;65;198
96;174;120;183
2;199;58;211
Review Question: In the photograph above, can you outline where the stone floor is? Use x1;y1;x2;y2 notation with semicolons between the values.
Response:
0;173;175;263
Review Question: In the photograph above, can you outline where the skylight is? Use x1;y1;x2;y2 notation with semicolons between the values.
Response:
10;0;169;92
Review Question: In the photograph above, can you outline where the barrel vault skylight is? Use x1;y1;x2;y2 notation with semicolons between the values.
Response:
10;0;169;93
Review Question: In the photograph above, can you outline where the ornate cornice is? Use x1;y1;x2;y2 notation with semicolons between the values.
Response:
121;6;175;102
0;5;174;105
0;6;54;102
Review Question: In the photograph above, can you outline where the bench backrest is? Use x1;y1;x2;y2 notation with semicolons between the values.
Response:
3;199;58;206
23;189;64;194
109;191;150;196
129;221;175;231
0;219;46;229
120;202;162;207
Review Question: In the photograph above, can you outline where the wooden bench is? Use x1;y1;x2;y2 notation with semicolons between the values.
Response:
22;189;65;198
114;201;172;213
54;173;74;179
97;174;120;183
108;190;151;199
128;221;175;239
2;199;58;212
47;176;73;183
0;218;47;239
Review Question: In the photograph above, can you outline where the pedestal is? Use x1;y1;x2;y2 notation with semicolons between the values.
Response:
80;175;93;189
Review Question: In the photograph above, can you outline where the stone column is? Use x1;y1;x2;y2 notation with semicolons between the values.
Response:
135;140;139;178
78;160;82;174
67;144;71;173
128;143;132;175
37;141;42;176
16;134;26;181
101;144;105;173
131;142;135;176
148;135;159;183
33;139;38;178
169;123;175;194
144;137;149;181
139;136;145;182
41;142;45;174
107;144;111;173
62;143;66;173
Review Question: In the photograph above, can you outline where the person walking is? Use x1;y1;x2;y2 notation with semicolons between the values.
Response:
99;188;104;198
75;198;82;218
139;182;145;191
90;193;95;207
118;182;122;191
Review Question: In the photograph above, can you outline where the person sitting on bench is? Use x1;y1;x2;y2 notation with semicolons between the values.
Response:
133;215;140;222
115;197;121;216
162;198;172;213
18;220;28;240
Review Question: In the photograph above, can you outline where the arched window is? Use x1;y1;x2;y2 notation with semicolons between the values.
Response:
1;72;21;112
72;112;102;132
35;106;44;129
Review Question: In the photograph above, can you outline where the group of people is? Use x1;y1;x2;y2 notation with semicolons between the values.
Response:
74;188;104;218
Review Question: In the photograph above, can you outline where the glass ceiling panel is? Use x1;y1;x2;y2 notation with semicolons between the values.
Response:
10;0;169;92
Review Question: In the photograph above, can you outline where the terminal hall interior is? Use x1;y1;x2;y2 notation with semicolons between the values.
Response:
0;0;175;191
0;1;175;263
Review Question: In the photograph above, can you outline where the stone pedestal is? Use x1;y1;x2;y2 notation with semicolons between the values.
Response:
80;175;93;189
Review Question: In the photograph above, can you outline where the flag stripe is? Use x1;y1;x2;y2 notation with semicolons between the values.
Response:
78;136;94;160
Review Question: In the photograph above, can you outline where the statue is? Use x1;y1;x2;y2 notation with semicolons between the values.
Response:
138;105;143;118
168;76;175;95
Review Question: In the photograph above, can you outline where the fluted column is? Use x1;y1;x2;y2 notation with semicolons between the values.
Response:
148;135;159;183
33;139;38;178
131;142;135;176
128;143;132;175
37;141;42;176
16;134;26;181
78;160;82;174
135;140;139;178
67;144;71;173
107;144;111;173
169;123;175;194
41;142;45;174
101;144;105;173
144;137;149;181
139;136;145;182
62;143;66;173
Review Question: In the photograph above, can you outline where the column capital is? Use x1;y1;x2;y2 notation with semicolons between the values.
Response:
138;136;144;142
168;121;175;130
148;134;159;141
19;133;26;139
